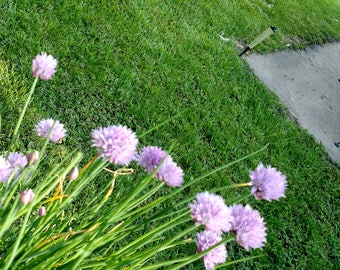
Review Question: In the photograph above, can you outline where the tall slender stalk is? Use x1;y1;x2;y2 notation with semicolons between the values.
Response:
3;202;35;270
8;77;39;153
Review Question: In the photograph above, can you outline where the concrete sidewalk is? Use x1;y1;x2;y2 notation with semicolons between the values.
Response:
245;43;340;163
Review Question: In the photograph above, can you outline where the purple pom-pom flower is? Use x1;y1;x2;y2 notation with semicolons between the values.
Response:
137;146;184;187
0;157;12;182
230;204;267;251
137;146;166;175
157;157;184;187
92;125;138;165
32;52;57;80
35;119;67;142
189;192;233;234
196;230;227;270
249;163;287;201
7;152;28;178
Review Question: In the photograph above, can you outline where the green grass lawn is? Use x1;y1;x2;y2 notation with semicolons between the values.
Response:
1;0;339;268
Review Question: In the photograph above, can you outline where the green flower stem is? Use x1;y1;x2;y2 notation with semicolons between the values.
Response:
36;152;82;199
107;206;189;248
94;193;166;235
79;183;111;215
103;173;157;223
8;77;39;153
7;152;83;261
10;151;82;222
227;193;253;205
66;249;91;270
44;155;101;217
105;146;175;222
126;147;266;224
125;181;164;211
170;183;250;210
3;202;35;270
0;197;20;239
24;135;58;192
127;224;197;269
130;147;265;222
77;262;106;269
118;192;168;221
142;202;188;225
1;171;22;209
215;255;264;268
180;146;267;191
20;158;105;250
157;238;195;251
63;156;107;200
136;182;251;228
138;110;185;139
113;211;191;258
209;182;250;193
91;167;134;214
25;233;88;269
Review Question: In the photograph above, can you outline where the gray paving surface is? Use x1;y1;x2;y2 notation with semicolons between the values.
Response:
245;43;340;163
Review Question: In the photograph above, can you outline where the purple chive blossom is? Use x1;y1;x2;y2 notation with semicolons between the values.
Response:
0;157;12;182
137;146;184;187
230;204;267;251
138;146;166;175
20;189;34;205
249;163;287;201
189;192;233;234
8;152;27;168
92;125;138;165
196;230;227;270
158;158;184;187
35;119;67;142
32;52;57;80
8;152;28;178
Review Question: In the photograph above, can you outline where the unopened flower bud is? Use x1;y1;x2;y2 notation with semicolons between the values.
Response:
69;166;79;181
20;189;34;204
38;206;46;216
27;151;39;165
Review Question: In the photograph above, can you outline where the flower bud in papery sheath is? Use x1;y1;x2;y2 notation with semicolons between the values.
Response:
35;119;67;142
27;151;39;165
32;52;57;80
20;189;34;205
137;146;184;187
8;152;28;178
69;166;79;181
0;157;13;182
38;206;46;216
230;204;267;251
91;125;138;165
196;230;227;270
189;192;233;234
249;163;287;201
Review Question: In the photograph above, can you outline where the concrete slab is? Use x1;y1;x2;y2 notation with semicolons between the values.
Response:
245;43;340;163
